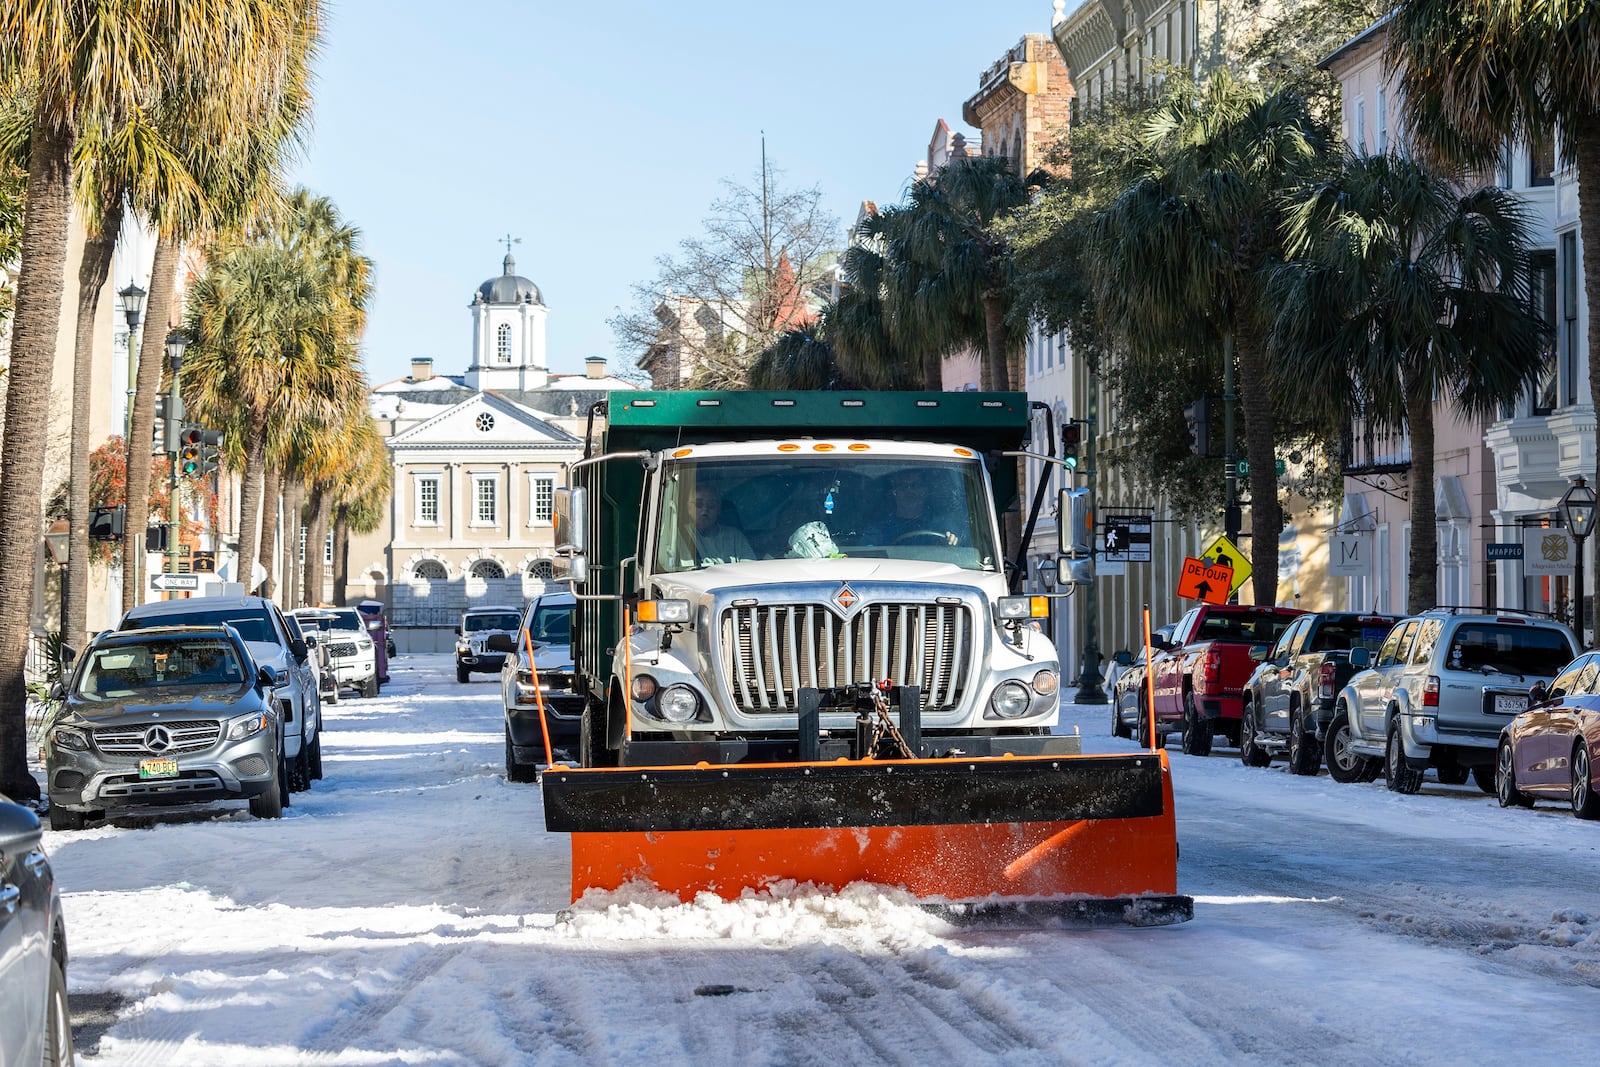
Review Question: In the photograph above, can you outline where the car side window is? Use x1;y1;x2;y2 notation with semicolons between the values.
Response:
1379;622;1416;667
1550;659;1586;699
1275;618;1306;659
1174;610;1198;644
1575;655;1600;695
1410;619;1444;665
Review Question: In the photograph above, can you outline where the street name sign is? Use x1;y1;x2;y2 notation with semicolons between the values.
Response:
1177;556;1233;605
150;573;201;591
1198;533;1252;595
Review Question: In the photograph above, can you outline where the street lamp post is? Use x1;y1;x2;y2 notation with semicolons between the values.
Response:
1561;475;1597;646
164;330;189;595
43;519;69;631
118;283;147;443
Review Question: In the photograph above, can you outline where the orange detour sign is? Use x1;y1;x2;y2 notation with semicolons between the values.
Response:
1177;556;1233;604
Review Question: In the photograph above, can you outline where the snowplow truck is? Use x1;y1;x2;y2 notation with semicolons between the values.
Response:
544;390;1189;923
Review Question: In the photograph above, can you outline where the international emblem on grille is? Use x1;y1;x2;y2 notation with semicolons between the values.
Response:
144;725;173;752
834;584;858;611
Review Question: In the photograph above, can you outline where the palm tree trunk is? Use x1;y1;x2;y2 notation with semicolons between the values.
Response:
1577;112;1600;641
0;115;76;801
1405;369;1437;614
67;199;125;647
257;464;281;603
235;420;269;595
1235;326;1281;605
981;291;1009;392
122;233;181;616
332;507;351;605
303;487;333;607
281;481;304;609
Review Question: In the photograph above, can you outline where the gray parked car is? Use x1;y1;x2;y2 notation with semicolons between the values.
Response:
45;625;290;828
497;591;581;781
0;794;73;1065
121;596;322;793
1331;609;1578;793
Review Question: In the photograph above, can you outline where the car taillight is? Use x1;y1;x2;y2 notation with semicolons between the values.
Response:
1203;649;1222;685
1423;675;1440;707
1319;661;1337;699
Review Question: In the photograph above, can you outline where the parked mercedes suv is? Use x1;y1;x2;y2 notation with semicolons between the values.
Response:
121;596;323;794
1330;609;1578;793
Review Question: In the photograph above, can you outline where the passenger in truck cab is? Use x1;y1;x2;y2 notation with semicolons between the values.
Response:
683;484;754;566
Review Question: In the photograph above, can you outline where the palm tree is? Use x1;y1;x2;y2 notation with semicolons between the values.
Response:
1090;71;1334;605
330;425;392;604
1273;152;1547;612
1385;0;1600;631
0;1;298;800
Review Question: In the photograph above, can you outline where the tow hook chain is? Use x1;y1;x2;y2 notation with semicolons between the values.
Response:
864;679;914;760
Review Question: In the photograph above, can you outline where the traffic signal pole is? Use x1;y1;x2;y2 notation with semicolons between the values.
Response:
1074;351;1106;705
166;374;182;597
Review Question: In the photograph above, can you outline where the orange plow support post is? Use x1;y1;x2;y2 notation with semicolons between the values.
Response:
543;751;1192;926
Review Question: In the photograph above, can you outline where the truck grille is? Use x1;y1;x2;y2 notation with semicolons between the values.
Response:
328;642;358;659
719;601;971;713
94;719;222;755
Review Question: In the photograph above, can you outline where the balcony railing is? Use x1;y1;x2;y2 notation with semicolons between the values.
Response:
1341;417;1411;475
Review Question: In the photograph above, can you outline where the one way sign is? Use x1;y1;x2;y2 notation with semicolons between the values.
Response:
1176;556;1233;605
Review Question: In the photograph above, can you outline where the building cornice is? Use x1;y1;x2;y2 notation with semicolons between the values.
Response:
1052;1;1118;88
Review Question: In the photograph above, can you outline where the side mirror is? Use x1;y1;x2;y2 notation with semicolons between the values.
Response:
1529;682;1549;704
48;681;66;702
257;664;279;689
1248;644;1270;662
61;645;77;666
303;634;319;648
290;639;308;662
367;619;382;631
1113;649;1133;667
1349;647;1371;670
453;626;462;636
484;633;518;654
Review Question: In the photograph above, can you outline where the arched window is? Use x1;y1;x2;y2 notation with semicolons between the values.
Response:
470;559;505;580
412;559;447;581
496;323;512;364
527;559;555;580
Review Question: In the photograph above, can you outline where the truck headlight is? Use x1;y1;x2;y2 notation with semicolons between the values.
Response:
228;713;269;740
989;681;1032;718
631;674;658;702
996;596;1049;620
658;684;700;723
455;640;469;654
52;727;89;751
637;599;690;623
1032;670;1059;696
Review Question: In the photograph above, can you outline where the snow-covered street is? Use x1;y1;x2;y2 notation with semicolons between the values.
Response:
40;653;1600;1065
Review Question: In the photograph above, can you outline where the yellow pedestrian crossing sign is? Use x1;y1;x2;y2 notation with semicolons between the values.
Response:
1199;534;1252;595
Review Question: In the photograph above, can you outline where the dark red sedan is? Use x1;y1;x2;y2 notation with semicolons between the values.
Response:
1497;650;1600;819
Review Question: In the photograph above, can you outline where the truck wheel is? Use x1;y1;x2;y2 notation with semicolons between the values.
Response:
309;733;324;781
1326;708;1378;784
1572;743;1600;820
1180;692;1212;757
1239;701;1270;767
1112;696;1132;740
506;726;538;783
326;682;339;704
457;664;471;684
1288;709;1321;776
1436;764;1469;786
1135;711;1161;749
48;805;86;831
363;675;379;699
1496;742;1534;808
251;749;285;819
580;705;618;768
1385;726;1424;794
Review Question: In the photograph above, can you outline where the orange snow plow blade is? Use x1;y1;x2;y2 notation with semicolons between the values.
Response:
543;750;1191;925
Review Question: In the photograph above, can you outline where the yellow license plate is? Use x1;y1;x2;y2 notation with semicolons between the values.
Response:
139;757;179;779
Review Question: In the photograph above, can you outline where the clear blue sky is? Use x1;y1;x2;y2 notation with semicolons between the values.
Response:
291;1;1062;386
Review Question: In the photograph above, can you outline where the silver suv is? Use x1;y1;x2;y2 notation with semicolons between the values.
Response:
1331;609;1578;793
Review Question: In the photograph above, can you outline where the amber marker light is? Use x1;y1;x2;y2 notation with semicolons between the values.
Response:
813;443;836;452
848;443;871;452
954;448;974;457
777;443;801;452
672;448;693;458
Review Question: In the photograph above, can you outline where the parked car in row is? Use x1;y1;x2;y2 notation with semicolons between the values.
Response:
494;591;581;781
354;599;391;682
290;607;379;699
1146;604;1304;755
1497;649;1600;818
45;625;291;828
455;605;523;683
283;611;338;707
0;793;73;1065
120;596;323;794
1110;627;1170;742
1332;609;1578;793
1240;612;1401;774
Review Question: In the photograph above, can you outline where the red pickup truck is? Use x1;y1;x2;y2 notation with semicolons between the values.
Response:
1145;604;1304;755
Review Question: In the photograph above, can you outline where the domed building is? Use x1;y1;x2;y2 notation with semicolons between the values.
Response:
467;252;550;392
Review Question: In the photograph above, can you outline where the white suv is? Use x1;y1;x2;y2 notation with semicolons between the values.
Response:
455;605;523;684
1331;610;1578;793
290;608;379;699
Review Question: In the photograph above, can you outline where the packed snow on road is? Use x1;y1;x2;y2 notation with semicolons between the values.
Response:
37;653;1600;1065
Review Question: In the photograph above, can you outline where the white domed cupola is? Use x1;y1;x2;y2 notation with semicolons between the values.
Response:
467;246;549;391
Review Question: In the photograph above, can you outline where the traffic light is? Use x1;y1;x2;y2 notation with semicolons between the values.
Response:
156;394;185;453
1062;420;1082;469
1183;396;1211;457
179;426;222;479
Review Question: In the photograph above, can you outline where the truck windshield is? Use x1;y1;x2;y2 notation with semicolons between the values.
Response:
654;456;1000;573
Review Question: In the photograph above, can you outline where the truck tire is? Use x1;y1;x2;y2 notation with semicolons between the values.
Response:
1136;711;1163;749
48;806;87;831
1385;725;1424;794
1180;692;1212;757
1112;696;1132;740
1239;700;1270;767
309;733;324;781
580;703;617;768
288;740;311;793
506;726;537;783
1436;764;1469;786
1326;707;1379;784
1496;741;1534;808
457;664;471;684
1287;707;1321;776
363;675;379;699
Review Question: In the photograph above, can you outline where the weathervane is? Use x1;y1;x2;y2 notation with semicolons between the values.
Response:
502;234;521;257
